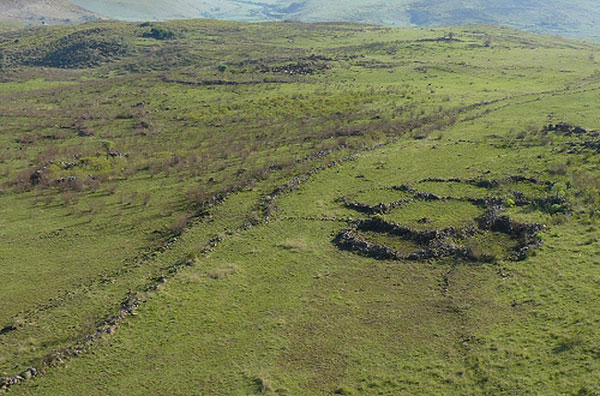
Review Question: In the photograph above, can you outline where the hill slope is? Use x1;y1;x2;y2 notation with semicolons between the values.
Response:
66;0;600;40
1;19;600;395
0;0;103;25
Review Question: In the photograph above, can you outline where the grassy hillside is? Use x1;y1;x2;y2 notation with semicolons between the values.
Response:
402;0;600;40
1;19;600;395
67;0;600;40
69;0;210;21
0;0;103;26
0;21;27;32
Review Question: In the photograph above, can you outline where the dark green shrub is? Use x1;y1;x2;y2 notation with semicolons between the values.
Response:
144;27;176;40
30;29;129;68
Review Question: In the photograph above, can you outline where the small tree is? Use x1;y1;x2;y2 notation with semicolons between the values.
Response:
169;215;190;236
144;27;176;40
552;182;566;198
101;140;115;158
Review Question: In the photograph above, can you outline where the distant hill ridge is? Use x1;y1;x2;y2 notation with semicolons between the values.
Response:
0;0;103;25
2;0;599;41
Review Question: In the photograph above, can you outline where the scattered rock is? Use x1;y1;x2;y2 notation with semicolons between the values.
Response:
415;192;443;201
261;57;332;76
20;368;36;380
336;174;557;262
544;122;588;135
334;218;484;262
29;168;46;186
342;197;411;215
0;325;18;336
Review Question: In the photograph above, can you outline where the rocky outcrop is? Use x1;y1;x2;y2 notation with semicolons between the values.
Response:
544;122;588;135
335;212;543;263
334;218;492;262
420;175;554;188
341;198;411;215
335;173;558;263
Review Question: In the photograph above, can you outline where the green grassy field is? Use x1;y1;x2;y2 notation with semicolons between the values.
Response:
1;19;600;395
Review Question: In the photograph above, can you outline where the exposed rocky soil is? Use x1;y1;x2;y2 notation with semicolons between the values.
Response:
258;56;334;76
539;122;600;154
